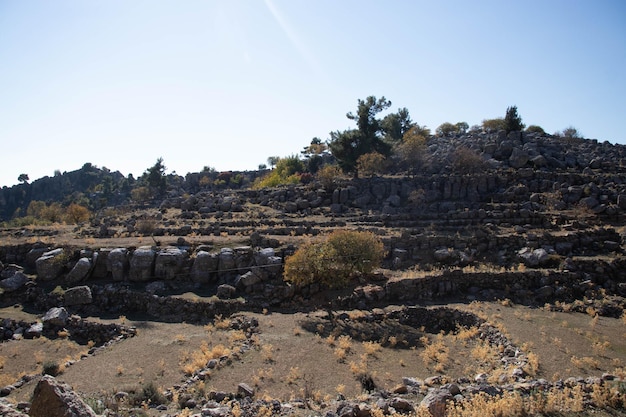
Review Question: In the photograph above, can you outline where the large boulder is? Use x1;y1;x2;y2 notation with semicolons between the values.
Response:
42;307;69;326
63;286;93;306
0;271;30;292
154;247;187;280
218;248;236;279
107;248;129;281
420;389;453;417
191;251;219;283
509;147;529;168
35;248;66;281
518;247;550;267
129;247;155;281
65;258;91;284
29;375;98;417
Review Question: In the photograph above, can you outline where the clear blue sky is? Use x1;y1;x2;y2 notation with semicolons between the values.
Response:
1;0;625;187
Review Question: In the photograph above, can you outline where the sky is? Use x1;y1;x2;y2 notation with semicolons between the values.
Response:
1;0;625;188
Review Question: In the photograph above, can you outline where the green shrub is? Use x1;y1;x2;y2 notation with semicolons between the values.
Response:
128;381;166;406
42;360;60;376
283;230;384;289
525;125;545;135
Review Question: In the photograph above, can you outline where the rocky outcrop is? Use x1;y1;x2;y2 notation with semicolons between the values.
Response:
29;376;98;417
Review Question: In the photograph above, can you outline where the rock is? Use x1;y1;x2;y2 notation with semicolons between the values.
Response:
107;248;129;281
216;284;236;299
518;247;550;267
1;264;24;279
30;375;98;417
63;286;93;306
191;251;219;283
25;322;44;338
66;258;91;284
0;271;29;292
218;248;236;278
389;397;413;412
42;307;69;326
509;147;529;168
238;270;262;288
155;247;187;280
129;247;155;281
420;389;452;417
237;382;254;398
35;248;66;281
424;375;443;386
0;402;28;417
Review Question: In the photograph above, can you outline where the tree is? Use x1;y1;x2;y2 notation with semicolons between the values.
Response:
267;156;280;169
18;174;29;184
65;203;90;224
504;105;525;132
301;137;328;174
144;158;167;196
381;107;414;141
328;96;393;176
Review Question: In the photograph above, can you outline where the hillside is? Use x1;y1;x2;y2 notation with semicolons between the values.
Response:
1;129;626;416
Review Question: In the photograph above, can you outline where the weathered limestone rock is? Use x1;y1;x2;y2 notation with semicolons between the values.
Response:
420;389;453;417
25;322;44;338
518;247;550;267
129;247;155;281
237;382;255;398
107;248;129;281
63;286;93;306
0;402;28;417
0;263;23;279
35;248;66;281
191;251;219;283
66;258;91;284
42;307;69;326
217;284;236;299
218;248;236;278
154;247;187;280
509;147;529;168
0;271;29;292
30;375;98;417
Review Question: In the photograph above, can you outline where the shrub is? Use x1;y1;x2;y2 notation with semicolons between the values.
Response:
64;203;91;224
253;155;304;189
451;146;487;174
283;230;384;289
525;125;545;135
394;128;426;173
482;118;506;133
42;360;60;376
356;152;387;177
316;164;343;191
128;381;166;406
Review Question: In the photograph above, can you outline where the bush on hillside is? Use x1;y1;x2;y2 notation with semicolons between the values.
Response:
283;230;384;289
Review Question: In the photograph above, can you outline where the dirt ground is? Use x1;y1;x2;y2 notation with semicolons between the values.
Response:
1;300;625;415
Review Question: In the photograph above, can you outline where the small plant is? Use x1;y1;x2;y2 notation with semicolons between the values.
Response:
261;344;274;363
42;360;60;376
